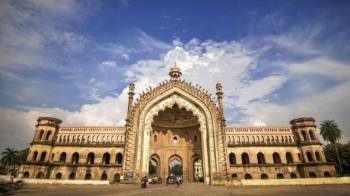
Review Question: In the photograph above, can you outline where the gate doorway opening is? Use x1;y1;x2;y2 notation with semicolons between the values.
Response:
149;104;202;182
169;156;183;176
193;157;204;182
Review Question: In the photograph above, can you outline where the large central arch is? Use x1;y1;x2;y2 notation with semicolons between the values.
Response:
134;87;218;184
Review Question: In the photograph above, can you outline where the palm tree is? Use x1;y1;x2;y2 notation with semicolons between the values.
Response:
1;148;19;173
320;120;343;173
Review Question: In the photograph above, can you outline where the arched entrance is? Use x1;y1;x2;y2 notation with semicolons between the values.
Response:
193;155;204;182
148;104;203;182
149;154;160;177
125;86;225;184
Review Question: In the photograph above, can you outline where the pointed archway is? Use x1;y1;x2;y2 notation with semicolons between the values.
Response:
136;93;212;184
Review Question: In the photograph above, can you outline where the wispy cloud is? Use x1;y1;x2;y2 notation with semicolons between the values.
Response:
0;0;89;71
136;29;172;51
98;60;117;72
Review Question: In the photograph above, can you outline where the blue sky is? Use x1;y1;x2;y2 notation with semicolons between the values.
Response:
0;0;350;151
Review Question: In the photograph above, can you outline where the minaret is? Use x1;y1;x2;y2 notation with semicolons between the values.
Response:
126;83;135;122
216;82;226;127
169;63;182;79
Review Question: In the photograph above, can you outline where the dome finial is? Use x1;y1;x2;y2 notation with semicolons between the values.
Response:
169;62;182;79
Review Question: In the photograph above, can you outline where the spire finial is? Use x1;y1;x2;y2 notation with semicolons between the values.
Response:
169;62;182;79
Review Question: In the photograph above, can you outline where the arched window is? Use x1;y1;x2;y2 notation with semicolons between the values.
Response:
85;173;92;180
40;151;47;162
87;152;95;164
23;172;30;178
173;136;178;144
32;151;38;161
194;135;197;143
277;173;284;179
38;130;44;140
231;173;237;179
45;131;52;140
244;173;252;179
309;172;317;178
72;152;79;164
229;153;236;165
101;172;108;180
103;152;110;165
273;152;281;164
324;171;331;177
306;152;313;162
69;173;75;180
290;173;297;178
154;135;157;142
116;153;123;165
257;152;266;164
261;173;268;179
241;153;250;165
56;173;62;179
286;152;293;164
315;151;322;161
301;130;308;141
51;153;55;161
309;130;316;140
36;172;44;179
114;173;121;183
59;152;66;163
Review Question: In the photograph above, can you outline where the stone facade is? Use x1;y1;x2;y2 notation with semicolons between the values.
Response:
19;65;336;184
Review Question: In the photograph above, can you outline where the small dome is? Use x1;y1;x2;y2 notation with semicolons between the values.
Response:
169;63;182;79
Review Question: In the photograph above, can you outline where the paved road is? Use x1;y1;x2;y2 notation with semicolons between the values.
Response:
9;183;350;196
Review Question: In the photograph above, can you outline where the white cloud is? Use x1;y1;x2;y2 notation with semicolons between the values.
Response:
241;80;350;142
235;75;287;108
137;30;171;51
84;78;106;100
0;0;88;70
265;26;323;55
98;60;117;72
287;57;350;80
99;43;133;59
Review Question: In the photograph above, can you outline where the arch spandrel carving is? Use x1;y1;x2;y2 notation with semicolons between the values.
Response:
130;80;219;120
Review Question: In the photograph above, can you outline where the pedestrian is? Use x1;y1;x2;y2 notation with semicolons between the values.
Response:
144;175;148;188
175;175;181;188
141;176;147;188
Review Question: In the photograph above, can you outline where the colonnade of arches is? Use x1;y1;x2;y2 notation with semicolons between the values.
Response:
30;151;123;165
226;135;294;145
23;171;122;182
228;150;324;165
230;171;332;180
300;129;318;142
148;153;203;182
56;134;125;144
36;130;52;141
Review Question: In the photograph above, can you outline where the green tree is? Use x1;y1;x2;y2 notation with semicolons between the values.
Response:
324;142;350;174
320;120;343;173
0;163;6;175
169;164;183;175
149;160;157;176
18;148;29;163
1;148;19;174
